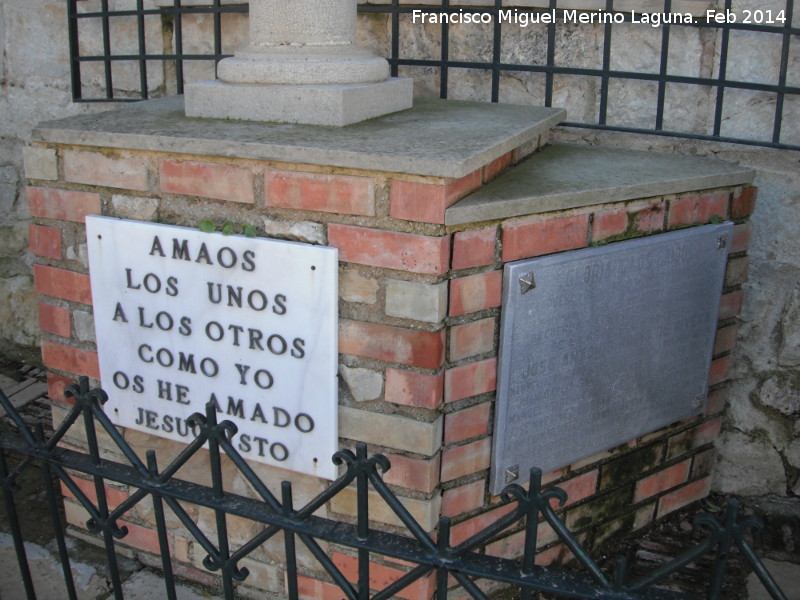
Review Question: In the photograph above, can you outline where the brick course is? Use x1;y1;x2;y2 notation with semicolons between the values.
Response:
41;340;100;379
29;224;62;259
441;437;493;483
444;402;492;445
27;187;101;223
330;224;450;275
390;170;481;224
634;460;691;502
39;302;71;337
667;191;729;228
160;159;254;203
64;150;149;191
442;480;486;517
383;453;441;493
340;320;445;369
592;207;628;241
657;477;712;518
265;170;375;216
502;213;589;262
384;368;443;409
731;186;757;219
449;271;502;316
444;358;497;404
333;553;436;600
34;265;92;305
451;227;496;270
449;318;495;362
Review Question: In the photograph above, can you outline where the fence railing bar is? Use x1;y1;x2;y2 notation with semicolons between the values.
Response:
82;394;126;600
626;514;721;592
440;0;450;99
545;0;557;107
213;0;223;74
146;451;179;600
771;0;794;145
100;0;114;99
282;481;301;600
0;447;37;600
37;423;79;600
390;0;399;78
558;121;800;151
299;531;360;600
540;493;612;589
453;570;491;600
451;502;525;554
654;0;672;131
436;517;451;600
355;443;371;600
598;0;614;125
712;0;733;138
366;459;439;553
1;375;792;600
67;0;82;101
732;508;789;600
370;563;436;600
490;0;502;103
217;431;282;511
136;0;148;100
74;4;248;19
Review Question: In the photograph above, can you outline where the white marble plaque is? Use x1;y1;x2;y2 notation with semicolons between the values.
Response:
86;216;338;480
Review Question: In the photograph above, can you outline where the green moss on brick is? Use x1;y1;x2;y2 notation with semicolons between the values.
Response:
600;444;663;491
568;484;634;531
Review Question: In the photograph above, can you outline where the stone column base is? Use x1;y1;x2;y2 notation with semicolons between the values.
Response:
185;78;413;126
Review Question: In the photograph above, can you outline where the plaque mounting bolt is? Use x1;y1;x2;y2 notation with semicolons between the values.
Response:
716;235;728;250
505;465;520;484
519;272;536;295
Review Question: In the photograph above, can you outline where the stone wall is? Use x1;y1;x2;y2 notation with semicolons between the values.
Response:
0;0;100;360
2;0;798;506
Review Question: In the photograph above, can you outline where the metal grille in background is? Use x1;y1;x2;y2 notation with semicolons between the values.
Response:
66;1;799;150
67;0;248;102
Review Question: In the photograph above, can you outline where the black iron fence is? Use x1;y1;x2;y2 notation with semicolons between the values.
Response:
0;377;790;599
66;1;799;150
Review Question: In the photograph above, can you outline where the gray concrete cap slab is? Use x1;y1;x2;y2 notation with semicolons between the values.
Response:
445;143;755;225
32;96;565;179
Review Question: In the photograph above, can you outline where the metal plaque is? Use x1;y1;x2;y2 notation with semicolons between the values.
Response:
490;223;733;494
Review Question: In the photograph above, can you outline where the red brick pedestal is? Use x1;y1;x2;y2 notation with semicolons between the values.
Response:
26;97;755;597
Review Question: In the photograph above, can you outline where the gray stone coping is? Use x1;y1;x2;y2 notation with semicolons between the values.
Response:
445;143;756;225
32;96;565;179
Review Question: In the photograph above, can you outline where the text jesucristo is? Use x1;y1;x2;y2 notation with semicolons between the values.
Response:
86;217;338;480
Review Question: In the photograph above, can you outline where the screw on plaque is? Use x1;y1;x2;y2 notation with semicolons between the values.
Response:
505;464;520;484
519;272;536;295
692;396;704;410
716;235;728;250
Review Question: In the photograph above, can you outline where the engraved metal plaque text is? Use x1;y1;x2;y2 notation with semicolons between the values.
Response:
490;223;733;494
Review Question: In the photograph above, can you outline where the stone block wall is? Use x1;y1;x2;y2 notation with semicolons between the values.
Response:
26;114;757;595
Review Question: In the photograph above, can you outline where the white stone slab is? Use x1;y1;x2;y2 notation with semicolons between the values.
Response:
86;216;338;480
446;143;755;225
33;97;565;178
185;77;413;126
